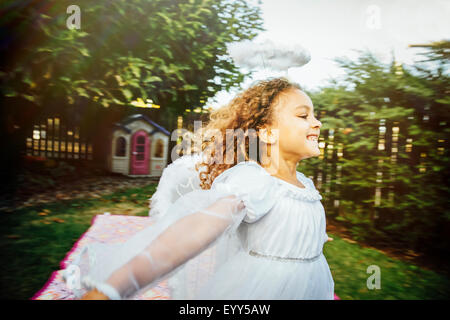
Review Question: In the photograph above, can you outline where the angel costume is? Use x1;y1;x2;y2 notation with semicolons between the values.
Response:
64;154;335;300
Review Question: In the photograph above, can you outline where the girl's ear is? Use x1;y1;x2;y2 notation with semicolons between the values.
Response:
258;127;278;144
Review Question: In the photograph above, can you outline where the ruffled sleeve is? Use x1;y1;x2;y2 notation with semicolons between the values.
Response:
212;161;279;223
64;161;278;300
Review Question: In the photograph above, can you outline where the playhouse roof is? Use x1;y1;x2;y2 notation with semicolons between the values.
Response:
113;114;170;136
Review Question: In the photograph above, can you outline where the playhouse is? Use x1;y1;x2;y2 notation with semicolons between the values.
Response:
108;114;170;177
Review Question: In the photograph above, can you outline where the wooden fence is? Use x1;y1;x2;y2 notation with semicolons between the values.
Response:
315;113;446;219
26;116;93;160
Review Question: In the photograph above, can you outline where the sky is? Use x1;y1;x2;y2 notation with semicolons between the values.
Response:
207;0;450;109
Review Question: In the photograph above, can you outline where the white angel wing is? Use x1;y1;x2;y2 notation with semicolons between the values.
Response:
149;153;202;218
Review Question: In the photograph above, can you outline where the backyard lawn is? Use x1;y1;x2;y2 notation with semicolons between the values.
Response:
0;183;448;300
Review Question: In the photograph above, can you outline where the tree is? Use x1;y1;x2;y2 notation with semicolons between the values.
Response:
307;43;449;258
0;0;264;130
409;40;450;63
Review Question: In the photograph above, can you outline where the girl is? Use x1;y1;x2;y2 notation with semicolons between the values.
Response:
77;77;334;300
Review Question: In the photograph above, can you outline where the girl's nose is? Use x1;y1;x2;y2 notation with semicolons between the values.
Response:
312;118;322;128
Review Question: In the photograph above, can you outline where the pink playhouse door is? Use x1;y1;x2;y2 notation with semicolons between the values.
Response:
130;131;150;175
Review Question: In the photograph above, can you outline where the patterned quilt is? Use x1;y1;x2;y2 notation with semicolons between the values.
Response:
31;214;170;300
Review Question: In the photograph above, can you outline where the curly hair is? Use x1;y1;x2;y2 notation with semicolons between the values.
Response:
192;77;302;190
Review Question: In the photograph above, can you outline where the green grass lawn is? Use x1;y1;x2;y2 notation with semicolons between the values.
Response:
0;183;157;300
0;182;448;300
323;235;450;299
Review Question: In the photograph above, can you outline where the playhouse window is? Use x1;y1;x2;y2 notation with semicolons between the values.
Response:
154;139;164;158
137;136;145;144
115;137;126;157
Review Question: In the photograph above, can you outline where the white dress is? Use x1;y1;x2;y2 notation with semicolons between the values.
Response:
66;158;335;300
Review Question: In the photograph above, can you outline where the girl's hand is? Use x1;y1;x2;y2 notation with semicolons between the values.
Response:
327;237;334;242
80;289;110;300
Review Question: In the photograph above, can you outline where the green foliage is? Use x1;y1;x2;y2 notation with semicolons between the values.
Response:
0;0;264;128
409;40;450;64
305;42;450;257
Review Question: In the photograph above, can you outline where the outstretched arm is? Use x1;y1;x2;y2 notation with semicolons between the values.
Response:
81;195;245;300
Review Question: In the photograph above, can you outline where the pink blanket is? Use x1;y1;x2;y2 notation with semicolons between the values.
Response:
31;214;170;300
32;214;340;300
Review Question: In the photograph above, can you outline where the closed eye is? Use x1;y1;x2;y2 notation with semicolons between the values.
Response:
298;114;320;121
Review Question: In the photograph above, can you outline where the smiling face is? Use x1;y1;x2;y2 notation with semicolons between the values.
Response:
269;88;322;161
